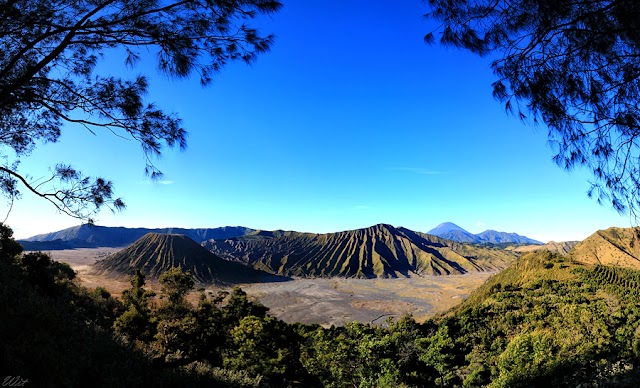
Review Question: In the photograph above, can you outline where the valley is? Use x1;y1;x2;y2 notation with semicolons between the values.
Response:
46;247;495;326
239;272;494;326
39;224;640;327
15;223;640;386
5;2;639;384
21;222;550;326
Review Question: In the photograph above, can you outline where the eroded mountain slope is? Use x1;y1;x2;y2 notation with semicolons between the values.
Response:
92;233;280;284
204;224;517;278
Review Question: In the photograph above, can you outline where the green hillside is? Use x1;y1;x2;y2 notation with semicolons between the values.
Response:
204;223;517;278
4;223;640;386
428;250;640;386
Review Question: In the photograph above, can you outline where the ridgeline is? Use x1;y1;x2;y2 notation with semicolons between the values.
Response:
204;223;517;278
92;233;284;284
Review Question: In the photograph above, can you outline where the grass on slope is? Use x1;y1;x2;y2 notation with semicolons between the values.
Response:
457;250;579;309
429;250;640;387
570;227;640;268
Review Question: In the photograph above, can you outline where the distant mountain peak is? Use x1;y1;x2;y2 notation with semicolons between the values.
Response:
428;222;542;245
427;222;479;243
428;222;468;234
476;230;543;245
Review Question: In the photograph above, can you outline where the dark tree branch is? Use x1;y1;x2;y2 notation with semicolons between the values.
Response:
0;0;281;221
426;0;640;215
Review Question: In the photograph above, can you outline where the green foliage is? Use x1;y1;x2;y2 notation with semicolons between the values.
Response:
183;364;264;387
582;264;640;299
159;267;195;306
0;223;23;260
189;293;227;366
0;233;152;386
114;269;156;342
418;324;459;386
6;228;640;386
428;253;640;386
222;286;269;326
298;317;431;387
20;251;76;294
225;315;304;385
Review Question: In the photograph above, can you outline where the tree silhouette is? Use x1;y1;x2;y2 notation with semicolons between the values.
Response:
114;269;156;342
0;0;281;221
425;0;640;215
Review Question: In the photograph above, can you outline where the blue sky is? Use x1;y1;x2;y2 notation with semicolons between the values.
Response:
7;0;633;241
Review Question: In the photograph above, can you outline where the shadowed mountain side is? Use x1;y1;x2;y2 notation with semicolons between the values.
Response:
19;238;73;251
21;224;255;248
229;229;304;241
91;233;287;285
569;227;640;269
203;224;518;278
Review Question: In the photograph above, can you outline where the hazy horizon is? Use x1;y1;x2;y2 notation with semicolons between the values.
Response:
16;219;631;244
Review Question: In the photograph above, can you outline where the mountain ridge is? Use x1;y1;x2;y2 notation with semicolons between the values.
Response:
20;224;255;249
508;240;579;255
428;222;542;244
569;226;640;269
426;222;479;243
22;222;543;248
204;223;517;278
91;233;284;284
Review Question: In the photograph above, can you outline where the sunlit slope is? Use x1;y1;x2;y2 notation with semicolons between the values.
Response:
569;226;640;269
508;240;579;255
92;233;276;284
204;224;517;278
455;250;581;309
436;250;640;385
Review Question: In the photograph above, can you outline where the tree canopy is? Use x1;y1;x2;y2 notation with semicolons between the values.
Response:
0;0;281;221
425;0;640;215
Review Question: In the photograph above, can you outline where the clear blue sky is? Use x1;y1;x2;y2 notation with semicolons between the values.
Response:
7;0;633;241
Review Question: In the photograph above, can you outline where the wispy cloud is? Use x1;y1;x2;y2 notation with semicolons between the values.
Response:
138;179;175;185
387;167;446;175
